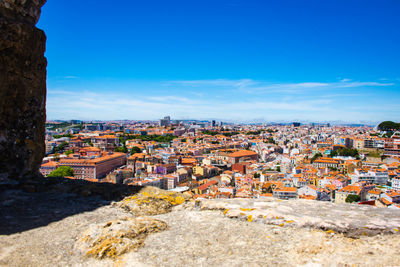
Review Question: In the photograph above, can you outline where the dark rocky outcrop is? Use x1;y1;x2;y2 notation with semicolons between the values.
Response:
0;0;47;182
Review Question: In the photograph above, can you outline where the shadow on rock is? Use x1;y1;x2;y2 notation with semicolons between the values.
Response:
0;177;141;235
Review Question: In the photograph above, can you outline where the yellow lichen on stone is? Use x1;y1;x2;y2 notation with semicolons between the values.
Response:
325;230;335;234
240;208;255;211
247;215;253;222
223;209;229;215
174;196;185;205
86;236;123;259
79;217;168;260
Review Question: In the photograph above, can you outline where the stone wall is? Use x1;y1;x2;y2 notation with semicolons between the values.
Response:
0;0;47;182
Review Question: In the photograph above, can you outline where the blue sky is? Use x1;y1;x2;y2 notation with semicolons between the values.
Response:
38;0;400;123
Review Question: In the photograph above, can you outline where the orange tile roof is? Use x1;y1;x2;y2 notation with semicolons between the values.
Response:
41;161;58;167
299;194;317;200
274;187;297;192
228;150;258;158
198;180;218;191
338;185;361;195
380;198;393;206
368;189;382;195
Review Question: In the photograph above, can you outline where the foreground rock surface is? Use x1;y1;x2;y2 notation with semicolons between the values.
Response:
1;190;400;266
76;217;167;259
118;186;189;216
198;198;400;237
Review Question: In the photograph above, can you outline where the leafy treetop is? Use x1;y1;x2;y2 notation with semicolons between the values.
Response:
47;166;74;178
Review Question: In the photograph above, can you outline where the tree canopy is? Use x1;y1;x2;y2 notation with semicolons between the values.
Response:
246;130;262;135
47;166;74;178
124;134;176;143
54;141;69;153
53;133;74;139
202;130;219;136
115;146;128;153
345;194;360;203
130;146;142;154
330;148;360;159
311;153;323;162
378;121;400;131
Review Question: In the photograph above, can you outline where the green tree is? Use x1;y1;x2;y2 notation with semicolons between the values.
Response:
202;130;219;136
264;137;275;144
124;134;176;143
223;132;239;137
311;153;323;162
130;146;142;154
65;150;73;156
378;121;400;131
47;166;74;178
345;194;360;203
83;140;93;146
331;148;360;159
254;173;261;178
54;141;69;153
115;146;128;153
246;130;261;135
276;166;281;172
53;134;74;139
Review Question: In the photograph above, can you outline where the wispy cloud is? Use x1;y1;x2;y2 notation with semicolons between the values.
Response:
169;78;394;94
147;96;191;102
44;89;362;121
168;79;256;88
46;77;398;122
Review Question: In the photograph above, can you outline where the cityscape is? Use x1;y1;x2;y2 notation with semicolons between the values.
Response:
2;0;400;266
41;116;400;208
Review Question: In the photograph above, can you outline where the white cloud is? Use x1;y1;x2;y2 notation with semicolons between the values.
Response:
169;78;394;94
46;78;398;122
147;96;191;102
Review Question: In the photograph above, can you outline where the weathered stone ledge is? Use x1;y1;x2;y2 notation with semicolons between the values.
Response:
197;198;400;237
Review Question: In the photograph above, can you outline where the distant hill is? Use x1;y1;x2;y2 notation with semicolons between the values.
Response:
378;121;400;131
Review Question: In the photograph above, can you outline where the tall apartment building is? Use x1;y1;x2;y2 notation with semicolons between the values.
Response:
384;134;400;156
392;178;400;191
159;116;171;127
364;138;385;149
350;168;389;185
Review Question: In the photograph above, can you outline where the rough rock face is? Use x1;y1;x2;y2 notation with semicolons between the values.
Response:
0;0;47;182
118;186;189;216
76;217;168;259
198;198;400;237
1;191;400;266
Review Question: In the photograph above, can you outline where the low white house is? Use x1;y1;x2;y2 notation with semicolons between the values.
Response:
298;185;318;198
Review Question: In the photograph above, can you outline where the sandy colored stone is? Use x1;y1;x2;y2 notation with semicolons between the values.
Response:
1;191;400;266
198;198;400;237
118;186;189;216
75;217;167;259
